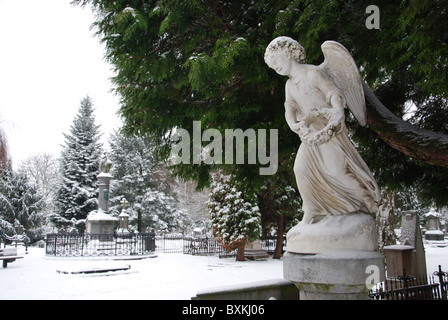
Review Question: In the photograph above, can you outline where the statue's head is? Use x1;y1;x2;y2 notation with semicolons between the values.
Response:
264;36;307;70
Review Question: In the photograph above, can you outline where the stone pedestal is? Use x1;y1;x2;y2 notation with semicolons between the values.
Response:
284;250;384;300
284;214;384;300
85;212;118;240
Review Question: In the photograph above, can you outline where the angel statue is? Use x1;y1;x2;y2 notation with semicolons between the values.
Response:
99;152;112;173
265;37;381;225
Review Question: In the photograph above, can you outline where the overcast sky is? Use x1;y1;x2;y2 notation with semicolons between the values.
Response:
0;0;122;168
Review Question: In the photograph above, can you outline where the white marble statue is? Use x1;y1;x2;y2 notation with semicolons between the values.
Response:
264;37;381;225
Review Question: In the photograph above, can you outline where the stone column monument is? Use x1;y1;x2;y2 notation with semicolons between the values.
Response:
85;153;118;239
265;37;385;299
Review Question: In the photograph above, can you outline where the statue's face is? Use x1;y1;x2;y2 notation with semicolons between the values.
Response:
265;50;291;76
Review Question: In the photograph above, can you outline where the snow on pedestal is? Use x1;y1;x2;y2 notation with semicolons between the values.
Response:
286;214;378;254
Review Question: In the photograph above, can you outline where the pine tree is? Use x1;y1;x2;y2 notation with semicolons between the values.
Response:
52;96;103;231
207;172;261;261
108;131;187;233
0;164;45;244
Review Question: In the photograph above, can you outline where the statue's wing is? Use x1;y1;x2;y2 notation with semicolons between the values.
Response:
320;41;366;126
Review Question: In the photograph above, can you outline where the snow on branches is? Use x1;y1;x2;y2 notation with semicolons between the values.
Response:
207;172;261;253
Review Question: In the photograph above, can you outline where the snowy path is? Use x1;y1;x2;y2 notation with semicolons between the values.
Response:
1;245;447;300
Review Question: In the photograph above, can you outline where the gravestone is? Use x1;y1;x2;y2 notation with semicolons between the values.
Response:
383;244;414;277
117;199;130;235
394;210;427;278
244;240;269;260
425;208;444;241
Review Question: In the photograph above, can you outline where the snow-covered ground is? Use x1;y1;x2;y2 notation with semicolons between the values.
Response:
1;244;447;300
0;247;283;300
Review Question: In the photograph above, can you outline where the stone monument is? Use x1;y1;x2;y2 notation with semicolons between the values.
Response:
397;210;427;277
244;239;269;260
265;37;384;299
85;153;118;240
117;199;130;235
425;208;444;241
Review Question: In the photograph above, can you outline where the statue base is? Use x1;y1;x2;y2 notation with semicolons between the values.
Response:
85;209;118;241
286;214;378;254
283;250;384;300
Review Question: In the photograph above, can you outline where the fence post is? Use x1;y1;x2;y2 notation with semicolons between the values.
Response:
81;234;84;257
54;235;57;257
434;265;448;300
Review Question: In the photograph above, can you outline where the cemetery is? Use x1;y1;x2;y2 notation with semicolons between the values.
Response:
2;148;448;299
3;34;448;300
1;1;448;304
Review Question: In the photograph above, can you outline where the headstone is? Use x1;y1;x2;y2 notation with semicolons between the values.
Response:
383;244;414;277
244;240;269;260
396;210;427;278
424;208;444;241
117;199;130;235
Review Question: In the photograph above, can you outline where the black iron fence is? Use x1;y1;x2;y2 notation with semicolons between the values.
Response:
369;265;448;300
45;233;285;257
45;233;156;257
183;237;236;257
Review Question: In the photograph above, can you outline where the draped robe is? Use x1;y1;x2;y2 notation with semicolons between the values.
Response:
285;66;381;224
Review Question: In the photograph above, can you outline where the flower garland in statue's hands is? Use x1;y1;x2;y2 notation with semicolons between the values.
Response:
296;109;342;146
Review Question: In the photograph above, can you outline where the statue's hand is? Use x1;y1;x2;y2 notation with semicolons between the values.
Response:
328;109;344;134
290;122;301;134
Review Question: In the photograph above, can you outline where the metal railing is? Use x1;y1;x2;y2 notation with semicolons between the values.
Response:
45;233;155;257
182;237;236;257
369;265;448;300
45;233;286;258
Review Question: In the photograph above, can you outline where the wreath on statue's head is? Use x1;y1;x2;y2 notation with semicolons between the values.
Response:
297;109;341;146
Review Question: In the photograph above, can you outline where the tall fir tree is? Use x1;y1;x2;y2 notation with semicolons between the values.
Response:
52;96;103;231
108;130;187;233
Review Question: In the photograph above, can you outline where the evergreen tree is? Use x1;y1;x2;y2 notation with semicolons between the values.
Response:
75;0;448;208
108;131;187;232
52;96;103;231
0;164;45;244
207;172;261;261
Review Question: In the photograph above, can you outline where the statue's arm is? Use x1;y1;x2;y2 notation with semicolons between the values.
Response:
284;82;301;134
317;73;345;128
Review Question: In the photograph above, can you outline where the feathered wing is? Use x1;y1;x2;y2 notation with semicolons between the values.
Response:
319;41;367;126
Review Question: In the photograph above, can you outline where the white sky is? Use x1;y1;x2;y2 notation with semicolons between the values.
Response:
0;0;122;168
